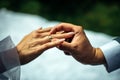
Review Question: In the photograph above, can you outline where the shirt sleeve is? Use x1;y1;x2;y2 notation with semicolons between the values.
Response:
0;36;20;80
100;37;120;72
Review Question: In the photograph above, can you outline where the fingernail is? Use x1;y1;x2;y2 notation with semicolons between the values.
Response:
58;39;65;42
67;32;75;35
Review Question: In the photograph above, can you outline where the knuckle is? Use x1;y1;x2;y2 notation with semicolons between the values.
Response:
78;26;84;31
72;44;78;49
32;31;40;38
59;23;66;26
43;44;49;49
75;26;84;34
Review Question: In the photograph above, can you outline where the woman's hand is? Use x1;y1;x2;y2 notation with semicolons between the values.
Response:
17;27;75;65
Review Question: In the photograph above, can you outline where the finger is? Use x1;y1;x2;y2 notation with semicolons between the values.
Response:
34;32;50;38
50;23;75;34
56;31;65;34
36;39;65;52
56;46;71;55
34;27;53;38
58;41;72;51
52;32;75;39
37;27;52;33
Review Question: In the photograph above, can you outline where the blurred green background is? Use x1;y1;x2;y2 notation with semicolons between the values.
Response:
0;0;120;36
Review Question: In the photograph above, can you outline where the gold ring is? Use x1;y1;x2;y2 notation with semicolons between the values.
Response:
48;35;53;41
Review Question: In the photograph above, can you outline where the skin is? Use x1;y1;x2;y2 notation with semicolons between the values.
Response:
50;23;106;65
17;27;75;65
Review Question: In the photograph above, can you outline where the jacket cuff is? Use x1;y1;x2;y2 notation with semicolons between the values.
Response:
0;36;20;80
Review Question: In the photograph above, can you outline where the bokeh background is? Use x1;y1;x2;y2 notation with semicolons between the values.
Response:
0;0;120;36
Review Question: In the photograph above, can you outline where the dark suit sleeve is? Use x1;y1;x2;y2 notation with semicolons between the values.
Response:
114;37;120;43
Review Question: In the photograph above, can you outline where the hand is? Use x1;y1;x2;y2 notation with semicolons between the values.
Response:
50;23;106;65
17;27;75;65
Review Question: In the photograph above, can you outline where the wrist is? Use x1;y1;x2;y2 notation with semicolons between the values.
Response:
16;46;23;65
94;48;106;65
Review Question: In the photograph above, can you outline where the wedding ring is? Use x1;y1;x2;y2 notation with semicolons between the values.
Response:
48;35;53;41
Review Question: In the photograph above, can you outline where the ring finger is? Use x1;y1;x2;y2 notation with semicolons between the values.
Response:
51;32;75;39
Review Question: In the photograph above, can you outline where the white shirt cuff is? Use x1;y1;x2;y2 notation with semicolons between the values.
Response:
100;39;120;72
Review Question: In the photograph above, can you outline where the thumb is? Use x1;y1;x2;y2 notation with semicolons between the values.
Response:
59;41;72;51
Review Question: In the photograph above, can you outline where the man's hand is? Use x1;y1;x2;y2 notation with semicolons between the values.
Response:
50;23;106;65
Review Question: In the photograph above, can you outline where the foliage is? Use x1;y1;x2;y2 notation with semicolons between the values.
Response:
0;0;120;36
